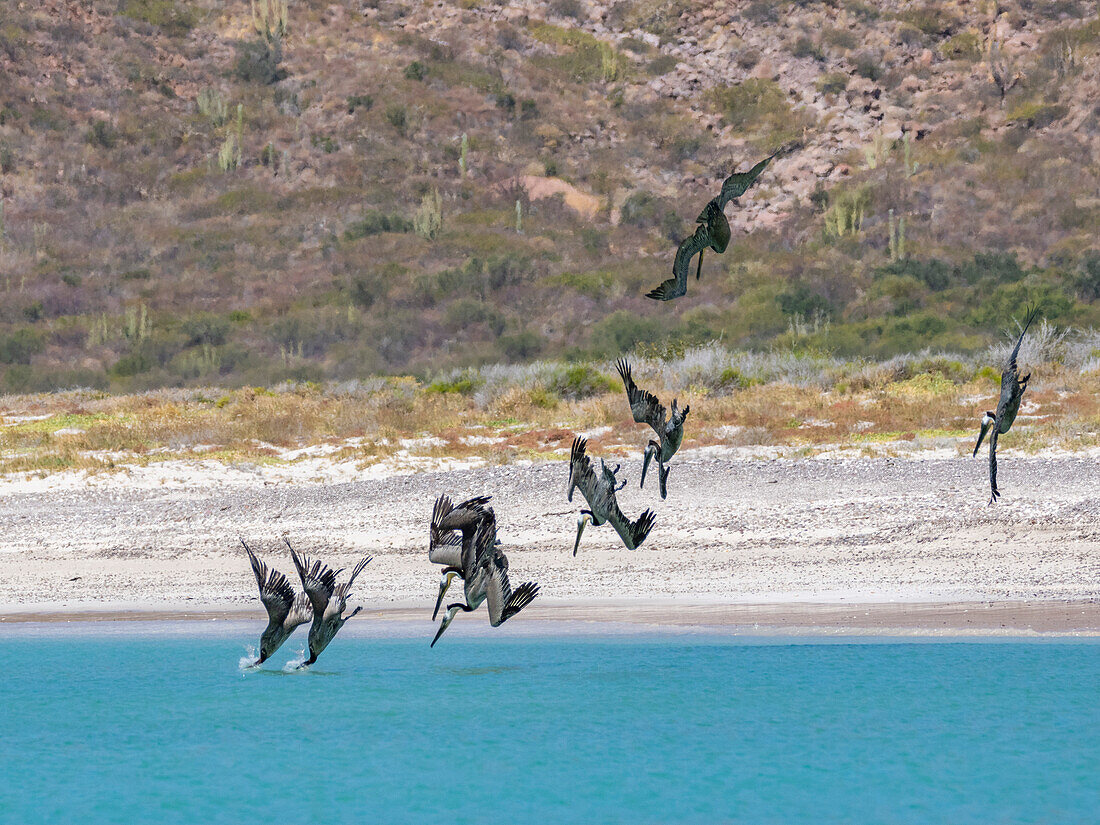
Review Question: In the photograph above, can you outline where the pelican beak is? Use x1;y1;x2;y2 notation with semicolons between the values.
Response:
973;414;993;457
430;610;455;648
641;443;657;489
573;514;590;557
432;573;454;621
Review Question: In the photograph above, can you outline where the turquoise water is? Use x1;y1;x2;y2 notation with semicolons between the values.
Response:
1;628;1098;824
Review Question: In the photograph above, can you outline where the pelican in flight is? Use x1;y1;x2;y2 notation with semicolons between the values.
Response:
431;517;540;647
288;540;372;666
646;152;775;301
615;358;688;499
567;436;656;555
429;494;495;619
242;539;312;666
973;306;1039;503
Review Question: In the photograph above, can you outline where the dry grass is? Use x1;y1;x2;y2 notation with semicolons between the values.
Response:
3;347;1097;477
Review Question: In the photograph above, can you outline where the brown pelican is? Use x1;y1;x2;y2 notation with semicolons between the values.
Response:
973;307;1039;504
431;517;540;647
429;494;495;619
288;539;372;666
242;539;312;666
567;436;656;555
615;358;688;499
646;152;775;301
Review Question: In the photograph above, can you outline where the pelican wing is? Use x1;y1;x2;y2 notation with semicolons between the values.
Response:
330;555;372;620
476;526;539;627
243;541;296;628
998;306;1038;414
286;590;313;631
606;503;657;551
615;358;666;436
715;152;775;209
289;544;338;618
646;227;707;300
429;495;464;568
987;427;1000;502
567;436;600;505
485;557;540;627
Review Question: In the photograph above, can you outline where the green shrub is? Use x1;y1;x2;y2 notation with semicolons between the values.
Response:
853;52;882;81
386;104;408;136
426;372;480;395
940;31;983;61
403;61;428;81
181;314;231;347
900;5;959;37
347;94;374;114
0;328;45;364
551;364;616;399
646;54;678;75
234;38;284;85
117;0;195;35
791;36;824;61
777;284;833;318
718;367;760;390
816;72;848;95
500;330;543;360
710;78;810;146
344;211;412;240
1076;251;1100;302
620;190;682;240
86;119;117;149
590;310;665;356
1006;101;1068;129
444;299;505;335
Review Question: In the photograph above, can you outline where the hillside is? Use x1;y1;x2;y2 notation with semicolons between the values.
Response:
0;0;1099;393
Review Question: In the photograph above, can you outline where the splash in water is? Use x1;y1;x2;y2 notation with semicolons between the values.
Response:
282;646;307;672
239;644;259;671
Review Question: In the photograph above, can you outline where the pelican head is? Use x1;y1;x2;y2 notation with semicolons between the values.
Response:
254;630;278;666
433;570;460;620
431;604;462;648
573;512;592;557
973;411;996;456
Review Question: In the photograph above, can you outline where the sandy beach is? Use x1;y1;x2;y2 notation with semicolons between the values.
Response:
1;448;1097;633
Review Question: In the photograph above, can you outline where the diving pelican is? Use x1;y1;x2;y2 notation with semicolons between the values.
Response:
972;306;1039;504
567;436;656;555
431;518;540;647
646;152;775;301
429;494;495;619
242;539;312;666
288;540;372;666
615;358;688;499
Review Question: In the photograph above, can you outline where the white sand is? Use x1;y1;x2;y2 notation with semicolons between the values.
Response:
0;449;1097;631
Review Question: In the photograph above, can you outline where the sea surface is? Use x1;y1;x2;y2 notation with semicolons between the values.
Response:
1;625;1098;824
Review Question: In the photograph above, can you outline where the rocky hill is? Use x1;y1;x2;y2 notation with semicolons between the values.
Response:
0;0;1098;392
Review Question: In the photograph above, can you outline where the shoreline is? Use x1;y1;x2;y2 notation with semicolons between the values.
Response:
3;599;1099;636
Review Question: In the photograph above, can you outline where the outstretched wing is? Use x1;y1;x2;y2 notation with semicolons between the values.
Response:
606;504;657;551
615;358;666;436
567;436;600;506
646;225;711;301
999;306;1039;413
482;544;539;627
242;540;295;628
331;555;372;619
286;590;313;630
715;152;775;209
288;541;338;618
429;495;464;568
1005;306;1039;376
